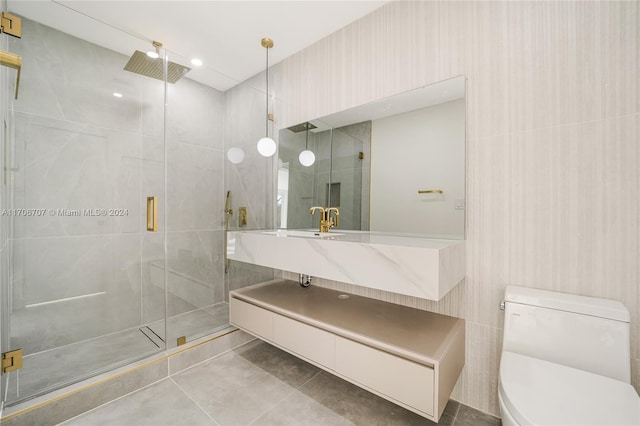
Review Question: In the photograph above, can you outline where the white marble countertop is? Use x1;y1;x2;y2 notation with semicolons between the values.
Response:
227;229;466;300
258;229;463;248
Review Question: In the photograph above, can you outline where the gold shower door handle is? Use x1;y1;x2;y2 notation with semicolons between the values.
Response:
146;196;157;232
0;50;21;99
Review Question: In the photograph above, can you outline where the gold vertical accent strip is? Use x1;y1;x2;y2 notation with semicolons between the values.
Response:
146;196;157;232
3;120;7;185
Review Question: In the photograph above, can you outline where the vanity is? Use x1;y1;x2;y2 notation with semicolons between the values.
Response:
228;76;468;422
230;279;465;422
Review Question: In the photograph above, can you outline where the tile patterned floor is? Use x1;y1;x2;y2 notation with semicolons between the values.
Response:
61;340;502;426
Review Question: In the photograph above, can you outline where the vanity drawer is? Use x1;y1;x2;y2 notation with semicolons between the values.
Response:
230;298;273;340
335;336;434;416
272;314;335;369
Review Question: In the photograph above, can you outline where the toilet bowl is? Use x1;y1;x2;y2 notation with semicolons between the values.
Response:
499;286;640;426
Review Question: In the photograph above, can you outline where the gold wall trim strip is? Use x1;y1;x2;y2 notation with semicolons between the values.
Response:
0;328;239;422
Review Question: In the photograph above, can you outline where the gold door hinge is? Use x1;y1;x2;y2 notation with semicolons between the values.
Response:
177;336;186;346
2;349;23;374
1;12;22;38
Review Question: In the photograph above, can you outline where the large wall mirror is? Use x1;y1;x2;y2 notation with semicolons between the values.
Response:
277;76;465;239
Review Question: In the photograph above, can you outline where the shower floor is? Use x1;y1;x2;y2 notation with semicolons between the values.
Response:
147;302;230;348
6;302;229;406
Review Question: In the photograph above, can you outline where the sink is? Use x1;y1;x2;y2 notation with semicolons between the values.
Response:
227;229;465;301
261;230;345;239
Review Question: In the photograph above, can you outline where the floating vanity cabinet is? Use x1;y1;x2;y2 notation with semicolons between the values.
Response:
229;297;272;340
230;280;465;422
272;314;336;369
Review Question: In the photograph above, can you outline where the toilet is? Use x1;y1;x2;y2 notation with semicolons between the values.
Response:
499;286;640;426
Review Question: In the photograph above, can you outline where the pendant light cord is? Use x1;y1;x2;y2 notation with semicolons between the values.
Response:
305;123;309;149
265;45;269;137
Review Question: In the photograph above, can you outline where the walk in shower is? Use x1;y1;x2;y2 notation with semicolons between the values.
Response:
0;2;238;407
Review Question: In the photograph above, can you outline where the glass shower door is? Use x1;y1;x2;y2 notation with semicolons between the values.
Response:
1;7;167;406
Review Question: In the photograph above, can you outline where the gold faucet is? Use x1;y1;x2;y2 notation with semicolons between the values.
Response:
309;206;339;233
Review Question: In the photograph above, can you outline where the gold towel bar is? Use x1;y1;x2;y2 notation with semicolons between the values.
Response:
418;189;444;194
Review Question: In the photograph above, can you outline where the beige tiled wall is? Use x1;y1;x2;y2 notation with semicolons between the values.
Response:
278;1;639;416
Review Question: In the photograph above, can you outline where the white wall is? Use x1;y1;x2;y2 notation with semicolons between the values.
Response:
278;1;639;416
370;99;464;236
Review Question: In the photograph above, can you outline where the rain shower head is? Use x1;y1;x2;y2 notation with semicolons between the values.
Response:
123;50;191;84
287;122;317;133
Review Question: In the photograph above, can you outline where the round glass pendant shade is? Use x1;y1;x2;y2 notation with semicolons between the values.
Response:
226;147;245;164
257;137;277;157
298;150;316;167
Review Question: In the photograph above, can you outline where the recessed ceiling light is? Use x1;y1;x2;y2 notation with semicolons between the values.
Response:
191;58;203;67
113;92;123;98
146;51;159;59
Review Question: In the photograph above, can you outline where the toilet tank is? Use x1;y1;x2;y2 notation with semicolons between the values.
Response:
502;286;631;383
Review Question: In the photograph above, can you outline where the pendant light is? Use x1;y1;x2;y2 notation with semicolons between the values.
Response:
257;37;276;157
226;147;245;164
298;122;316;167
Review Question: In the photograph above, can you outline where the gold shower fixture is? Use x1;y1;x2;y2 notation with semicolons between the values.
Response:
147;40;162;59
123;40;191;84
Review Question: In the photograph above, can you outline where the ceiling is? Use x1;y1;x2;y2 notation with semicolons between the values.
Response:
8;0;387;91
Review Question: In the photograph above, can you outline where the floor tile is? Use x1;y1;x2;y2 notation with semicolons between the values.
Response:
234;340;321;388
298;372;446;426
251;390;354;426
204;302;230;324
442;399;460;418
61;379;215;426
454;403;501;426
171;346;298;425
16;335;500;426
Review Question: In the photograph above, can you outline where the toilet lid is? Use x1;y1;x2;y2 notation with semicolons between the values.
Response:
499;351;640;426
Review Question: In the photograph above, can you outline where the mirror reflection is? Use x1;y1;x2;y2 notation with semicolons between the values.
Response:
277;76;465;239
